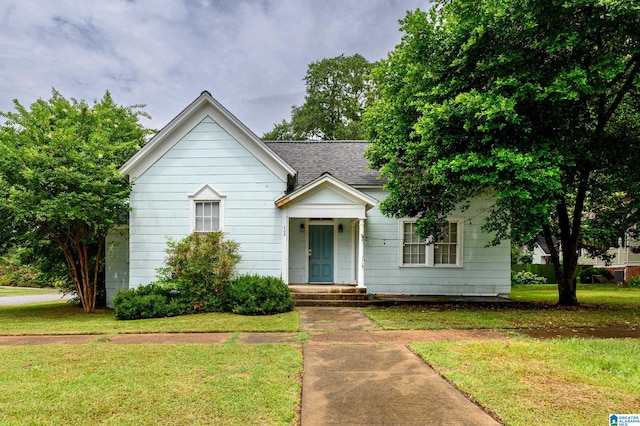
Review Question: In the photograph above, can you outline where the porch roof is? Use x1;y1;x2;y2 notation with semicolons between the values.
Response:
275;172;378;215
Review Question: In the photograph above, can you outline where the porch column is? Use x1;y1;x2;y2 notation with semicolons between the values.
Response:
282;214;289;284
357;218;365;288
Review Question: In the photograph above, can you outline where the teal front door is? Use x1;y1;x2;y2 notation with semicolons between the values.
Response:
309;225;334;283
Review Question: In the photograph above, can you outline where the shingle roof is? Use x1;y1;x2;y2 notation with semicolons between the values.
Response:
264;141;384;188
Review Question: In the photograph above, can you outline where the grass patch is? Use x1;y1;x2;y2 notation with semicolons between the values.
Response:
363;284;640;330
411;338;640;426
0;287;59;297
0;343;301;425
0;301;300;335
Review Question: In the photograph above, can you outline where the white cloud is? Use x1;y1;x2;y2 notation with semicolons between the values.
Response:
0;0;427;135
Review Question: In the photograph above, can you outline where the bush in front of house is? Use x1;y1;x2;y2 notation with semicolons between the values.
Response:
114;231;241;320
626;275;640;288
113;282;187;320
579;268;614;284
221;274;294;315
511;270;548;285
158;231;241;313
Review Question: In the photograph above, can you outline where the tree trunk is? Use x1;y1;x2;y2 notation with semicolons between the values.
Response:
542;224;578;305
547;171;589;307
557;249;579;306
53;229;100;314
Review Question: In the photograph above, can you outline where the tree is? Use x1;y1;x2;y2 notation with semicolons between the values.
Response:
263;53;374;140
0;90;151;313
365;1;640;305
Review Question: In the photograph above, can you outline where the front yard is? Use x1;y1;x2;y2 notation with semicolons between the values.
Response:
0;284;638;425
362;284;640;330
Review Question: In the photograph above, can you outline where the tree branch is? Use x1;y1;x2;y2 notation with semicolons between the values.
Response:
602;53;640;125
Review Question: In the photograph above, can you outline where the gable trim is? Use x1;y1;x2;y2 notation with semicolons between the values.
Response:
120;91;296;181
275;172;378;209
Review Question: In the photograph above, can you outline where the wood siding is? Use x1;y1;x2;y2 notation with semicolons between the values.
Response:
128;117;286;288
105;227;129;308
361;190;511;296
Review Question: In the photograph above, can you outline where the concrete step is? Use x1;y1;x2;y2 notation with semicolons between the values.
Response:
289;285;377;307
292;292;369;301
289;285;366;294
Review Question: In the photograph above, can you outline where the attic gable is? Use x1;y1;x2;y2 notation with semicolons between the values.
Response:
276;172;378;209
120;91;296;181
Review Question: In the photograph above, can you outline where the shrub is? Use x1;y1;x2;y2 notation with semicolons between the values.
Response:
113;282;186;320
159;232;241;313
511;270;548;285
626;275;640;288
222;274;294;315
0;265;43;287
579;268;614;284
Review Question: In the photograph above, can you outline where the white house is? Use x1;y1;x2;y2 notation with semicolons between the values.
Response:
105;91;511;307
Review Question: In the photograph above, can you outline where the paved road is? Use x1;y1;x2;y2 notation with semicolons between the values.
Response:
0;293;72;306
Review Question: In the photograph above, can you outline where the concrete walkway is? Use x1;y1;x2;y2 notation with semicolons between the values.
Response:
299;307;500;425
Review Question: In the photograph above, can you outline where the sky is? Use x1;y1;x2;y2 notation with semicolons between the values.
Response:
0;0;427;136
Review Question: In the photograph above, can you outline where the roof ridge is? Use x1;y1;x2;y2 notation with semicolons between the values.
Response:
263;140;370;143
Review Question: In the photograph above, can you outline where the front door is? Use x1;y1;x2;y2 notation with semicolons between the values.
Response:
309;225;334;283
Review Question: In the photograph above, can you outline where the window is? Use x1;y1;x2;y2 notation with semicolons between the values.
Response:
402;221;427;264
189;185;225;232
400;218;463;267
194;201;219;232
434;221;458;265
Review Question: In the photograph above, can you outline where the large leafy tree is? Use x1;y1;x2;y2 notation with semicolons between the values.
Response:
264;53;374;140
0;90;151;313
365;0;640;305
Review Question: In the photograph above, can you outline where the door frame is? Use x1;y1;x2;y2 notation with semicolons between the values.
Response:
305;219;338;284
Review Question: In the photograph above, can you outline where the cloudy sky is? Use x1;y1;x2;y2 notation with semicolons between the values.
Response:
0;0;427;136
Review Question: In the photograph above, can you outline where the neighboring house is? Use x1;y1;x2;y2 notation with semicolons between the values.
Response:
590;231;640;282
105;91;511;307
528;230;640;282
530;234;553;265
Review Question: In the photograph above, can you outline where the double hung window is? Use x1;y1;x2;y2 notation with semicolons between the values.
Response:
400;218;463;267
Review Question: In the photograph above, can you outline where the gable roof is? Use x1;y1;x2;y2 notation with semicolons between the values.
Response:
265;141;383;188
120;91;296;180
275;172;378;210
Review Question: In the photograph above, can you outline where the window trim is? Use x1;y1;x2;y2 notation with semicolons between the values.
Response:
189;184;226;232
398;217;463;268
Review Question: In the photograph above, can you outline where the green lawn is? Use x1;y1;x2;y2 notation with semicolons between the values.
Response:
0;343;301;425
2;284;639;426
0;287;59;297
0;301;300;335
411;338;640;426
363;284;640;330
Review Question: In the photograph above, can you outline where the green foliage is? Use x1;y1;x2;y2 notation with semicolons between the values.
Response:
364;1;640;305
263;54;374;140
511;270;548;285
113;282;186;320
626;276;640;288
159;231;241;313
114;232;242;320
0;246;67;288
579;268;614;284
0;89;151;312
0;265;43;288
222;274;294;315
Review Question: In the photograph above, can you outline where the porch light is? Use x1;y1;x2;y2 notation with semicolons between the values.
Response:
338;224;343;233
300;223;305;232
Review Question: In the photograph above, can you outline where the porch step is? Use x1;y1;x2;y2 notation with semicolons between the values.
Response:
289;285;382;307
